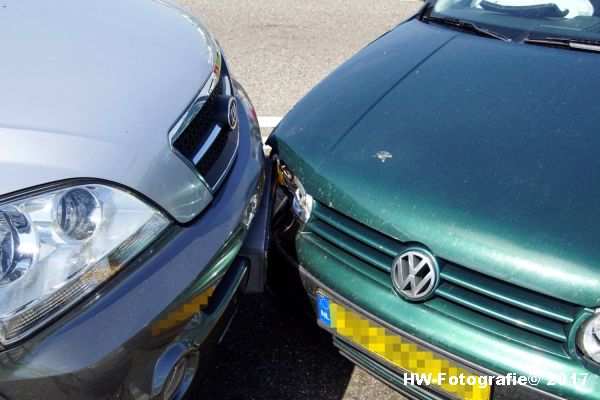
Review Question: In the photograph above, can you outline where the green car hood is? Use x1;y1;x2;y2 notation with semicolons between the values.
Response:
269;19;600;307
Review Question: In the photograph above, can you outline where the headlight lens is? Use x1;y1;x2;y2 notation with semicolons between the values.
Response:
276;160;313;223
577;313;600;363
0;184;170;345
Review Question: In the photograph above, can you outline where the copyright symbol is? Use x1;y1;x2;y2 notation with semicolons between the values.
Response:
529;375;540;386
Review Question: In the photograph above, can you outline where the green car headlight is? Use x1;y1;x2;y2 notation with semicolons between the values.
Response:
0;183;170;345
275;159;313;223
577;313;600;363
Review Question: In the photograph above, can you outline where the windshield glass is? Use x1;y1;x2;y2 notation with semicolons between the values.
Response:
424;0;600;42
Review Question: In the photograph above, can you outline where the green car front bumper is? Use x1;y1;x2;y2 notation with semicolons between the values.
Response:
271;199;600;400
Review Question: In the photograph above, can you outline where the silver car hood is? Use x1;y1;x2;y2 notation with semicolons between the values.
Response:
0;0;216;221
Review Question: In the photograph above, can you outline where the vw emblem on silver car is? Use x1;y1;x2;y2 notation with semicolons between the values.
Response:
391;249;438;301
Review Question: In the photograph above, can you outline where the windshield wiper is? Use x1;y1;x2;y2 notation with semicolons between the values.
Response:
422;15;510;41
524;36;600;52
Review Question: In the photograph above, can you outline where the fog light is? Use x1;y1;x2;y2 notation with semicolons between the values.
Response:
242;171;265;229
577;313;600;363
163;357;188;400
153;344;199;400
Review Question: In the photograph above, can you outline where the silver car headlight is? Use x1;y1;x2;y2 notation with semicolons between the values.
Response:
577;313;600;363
0;183;170;345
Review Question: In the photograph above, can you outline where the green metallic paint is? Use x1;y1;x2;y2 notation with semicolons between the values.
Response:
306;203;578;357
439;264;576;324
297;234;600;398
269;19;600;307
309;200;581;347
269;15;600;400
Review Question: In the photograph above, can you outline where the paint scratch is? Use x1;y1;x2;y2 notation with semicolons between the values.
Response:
374;151;392;163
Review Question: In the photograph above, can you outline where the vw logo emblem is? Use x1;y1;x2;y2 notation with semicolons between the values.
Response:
227;97;238;131
391;249;438;301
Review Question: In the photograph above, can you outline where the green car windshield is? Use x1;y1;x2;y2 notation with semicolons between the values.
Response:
424;0;600;44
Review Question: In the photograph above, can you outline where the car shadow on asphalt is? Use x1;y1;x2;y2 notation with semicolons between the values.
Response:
188;292;354;400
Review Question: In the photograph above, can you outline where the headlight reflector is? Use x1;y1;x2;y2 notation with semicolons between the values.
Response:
577;313;600;363
55;188;101;241
0;214;14;275
0;206;38;285
0;183;170;345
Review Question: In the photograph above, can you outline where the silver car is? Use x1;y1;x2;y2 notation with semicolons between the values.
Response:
0;1;269;399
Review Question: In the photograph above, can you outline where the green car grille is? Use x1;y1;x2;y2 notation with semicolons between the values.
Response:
305;202;585;359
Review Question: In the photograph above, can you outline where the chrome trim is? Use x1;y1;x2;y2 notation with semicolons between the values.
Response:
223;74;232;96
210;130;239;193
167;50;222;189
192;124;223;165
391;249;439;301
570;42;600;52
167;50;238;193
169;51;222;145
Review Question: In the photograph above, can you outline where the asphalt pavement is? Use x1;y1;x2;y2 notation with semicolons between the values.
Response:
177;1;421;398
179;0;421;130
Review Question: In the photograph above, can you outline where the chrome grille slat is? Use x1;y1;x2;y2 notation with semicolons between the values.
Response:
192;124;223;165
169;54;238;191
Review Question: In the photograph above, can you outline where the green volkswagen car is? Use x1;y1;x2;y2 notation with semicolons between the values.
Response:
267;0;600;399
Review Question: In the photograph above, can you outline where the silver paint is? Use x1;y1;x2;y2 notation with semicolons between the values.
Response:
0;0;221;222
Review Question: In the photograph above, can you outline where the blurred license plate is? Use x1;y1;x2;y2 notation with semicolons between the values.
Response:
317;292;491;400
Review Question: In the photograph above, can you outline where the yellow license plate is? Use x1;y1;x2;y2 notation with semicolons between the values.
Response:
317;291;491;400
